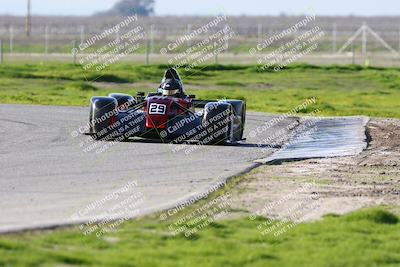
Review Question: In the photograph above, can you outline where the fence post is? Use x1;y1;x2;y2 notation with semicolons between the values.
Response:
116;31;120;43
9;26;13;55
352;41;355;64
187;24;192;47
150;24;155;54
72;40;77;64
145;38;150;65
332;23;337;53
80;25;85;46
257;24;263;43
362;22;367;56
398;25;400;52
45;25;49;54
0;39;3;64
224;24;230;52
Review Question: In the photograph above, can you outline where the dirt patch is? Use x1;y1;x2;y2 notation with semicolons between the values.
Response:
253;83;274;89
229;118;400;221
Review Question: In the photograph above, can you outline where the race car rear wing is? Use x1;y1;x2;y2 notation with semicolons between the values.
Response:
192;100;219;108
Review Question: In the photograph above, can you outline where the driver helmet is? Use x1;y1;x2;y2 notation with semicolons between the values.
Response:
160;79;182;96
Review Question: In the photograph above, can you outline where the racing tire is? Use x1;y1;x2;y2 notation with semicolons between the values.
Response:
89;96;118;140
201;102;234;145
108;93;136;110
220;100;246;142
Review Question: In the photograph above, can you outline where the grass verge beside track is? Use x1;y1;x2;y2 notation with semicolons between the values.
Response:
0;198;398;266
1;159;400;266
0;63;400;117
1;63;400;266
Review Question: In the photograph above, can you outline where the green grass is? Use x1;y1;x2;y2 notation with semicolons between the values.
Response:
1;63;400;117
0;170;398;267
0;208;399;267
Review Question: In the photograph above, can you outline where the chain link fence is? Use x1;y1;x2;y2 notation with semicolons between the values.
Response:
0;15;399;65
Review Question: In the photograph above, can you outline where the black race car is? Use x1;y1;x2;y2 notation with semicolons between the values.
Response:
87;68;246;145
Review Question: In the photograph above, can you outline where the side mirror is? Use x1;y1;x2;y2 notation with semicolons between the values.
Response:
189;95;196;99
136;92;145;97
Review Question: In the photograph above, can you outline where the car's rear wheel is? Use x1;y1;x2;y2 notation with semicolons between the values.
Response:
220;100;246;141
108;93;136;110
201;102;234;145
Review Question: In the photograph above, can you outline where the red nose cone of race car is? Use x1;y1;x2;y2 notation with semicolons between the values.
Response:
145;97;171;129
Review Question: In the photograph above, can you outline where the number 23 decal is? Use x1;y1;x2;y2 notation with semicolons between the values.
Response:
149;103;167;115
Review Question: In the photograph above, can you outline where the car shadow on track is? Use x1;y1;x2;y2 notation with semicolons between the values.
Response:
120;137;281;149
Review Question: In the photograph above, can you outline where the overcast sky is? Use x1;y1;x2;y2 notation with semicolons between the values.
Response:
0;0;397;16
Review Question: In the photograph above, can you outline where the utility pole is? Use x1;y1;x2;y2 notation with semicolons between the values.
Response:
26;0;32;37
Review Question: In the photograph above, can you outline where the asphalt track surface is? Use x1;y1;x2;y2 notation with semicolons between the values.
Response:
0;105;367;233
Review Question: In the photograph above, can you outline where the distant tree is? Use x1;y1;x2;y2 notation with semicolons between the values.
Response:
96;0;155;17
